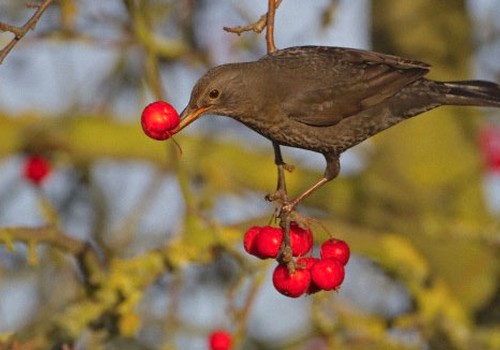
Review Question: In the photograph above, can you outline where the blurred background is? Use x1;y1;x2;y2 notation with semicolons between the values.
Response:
1;0;500;349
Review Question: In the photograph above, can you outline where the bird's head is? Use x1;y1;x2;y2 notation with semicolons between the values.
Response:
172;63;250;133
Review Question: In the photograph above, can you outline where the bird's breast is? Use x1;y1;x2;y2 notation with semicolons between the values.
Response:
234;111;333;154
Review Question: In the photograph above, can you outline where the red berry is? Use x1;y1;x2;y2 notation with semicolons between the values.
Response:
297;257;321;294
320;238;350;265
141;101;180;140
272;263;311;298
289;222;313;257
243;226;261;256
254;226;283;259
311;258;345;291
209;330;232;350
479;126;500;171
23;155;51;185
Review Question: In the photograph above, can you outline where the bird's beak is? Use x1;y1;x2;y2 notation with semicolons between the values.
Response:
172;105;212;134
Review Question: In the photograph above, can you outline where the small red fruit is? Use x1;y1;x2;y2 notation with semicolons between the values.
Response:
479;126;500;171
254;226;283;259
243;226;261;256
311;258;345;291
209;330;232;350
23;155;51;185
320;238;350;265
297;257;321;294
272;263;311;298
289;222;313;257
141;101;180;140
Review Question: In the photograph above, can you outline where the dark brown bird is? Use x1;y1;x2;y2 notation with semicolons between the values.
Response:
174;46;500;210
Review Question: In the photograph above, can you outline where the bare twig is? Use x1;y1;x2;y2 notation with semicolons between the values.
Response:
0;225;87;255
266;0;277;53
223;13;268;35
223;0;282;37
0;225;104;290
0;0;54;64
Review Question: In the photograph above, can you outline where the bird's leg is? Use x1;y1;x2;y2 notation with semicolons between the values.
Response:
277;176;330;266
265;142;292;204
281;155;340;214
277;156;340;271
264;142;294;268
282;178;330;213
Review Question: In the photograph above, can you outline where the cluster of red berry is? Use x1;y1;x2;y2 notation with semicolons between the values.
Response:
140;101;352;298
244;223;350;298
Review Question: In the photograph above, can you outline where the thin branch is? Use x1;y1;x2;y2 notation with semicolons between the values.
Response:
0;225;104;290
266;0;277;53
0;225;87;255
223;13;268;35
0;0;54;64
223;0;282;37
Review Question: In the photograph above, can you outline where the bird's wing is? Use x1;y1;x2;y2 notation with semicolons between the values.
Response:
267;46;430;127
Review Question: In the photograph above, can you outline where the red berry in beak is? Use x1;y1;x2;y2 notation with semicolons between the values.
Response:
141;101;180;140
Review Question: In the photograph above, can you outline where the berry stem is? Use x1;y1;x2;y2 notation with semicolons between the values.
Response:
278;211;294;272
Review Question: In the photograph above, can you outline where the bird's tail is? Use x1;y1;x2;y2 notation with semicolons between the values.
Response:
440;80;500;108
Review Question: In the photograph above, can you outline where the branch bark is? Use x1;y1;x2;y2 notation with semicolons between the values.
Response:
223;0;282;40
0;0;54;64
265;0;278;53
0;225;86;255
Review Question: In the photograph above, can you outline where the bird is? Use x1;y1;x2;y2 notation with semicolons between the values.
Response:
173;45;500;212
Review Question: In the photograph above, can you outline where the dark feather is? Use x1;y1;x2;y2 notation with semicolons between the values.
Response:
261;46;430;127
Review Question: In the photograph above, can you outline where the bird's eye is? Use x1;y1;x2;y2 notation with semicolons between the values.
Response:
208;89;220;99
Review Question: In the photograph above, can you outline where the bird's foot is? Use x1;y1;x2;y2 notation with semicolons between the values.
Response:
280;201;296;215
265;159;294;204
265;188;287;203
265;188;289;221
275;197;303;222
267;196;310;229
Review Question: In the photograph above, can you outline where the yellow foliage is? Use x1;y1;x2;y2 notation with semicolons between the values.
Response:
118;312;141;338
55;300;107;337
27;240;39;266
416;278;470;342
380;234;429;285
1;230;15;251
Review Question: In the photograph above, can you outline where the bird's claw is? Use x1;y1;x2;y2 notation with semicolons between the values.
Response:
280;201;296;214
265;189;287;203
265;188;289;219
